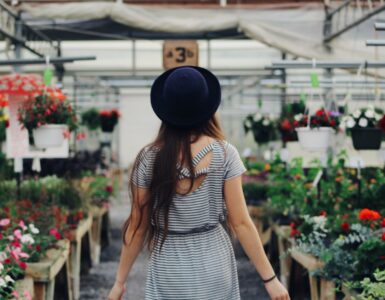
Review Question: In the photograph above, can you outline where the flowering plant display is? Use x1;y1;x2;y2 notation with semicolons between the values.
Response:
341;107;384;131
243;113;278;145
18;93;78;132
0;218;60;299
99;109;120;132
293;108;340;130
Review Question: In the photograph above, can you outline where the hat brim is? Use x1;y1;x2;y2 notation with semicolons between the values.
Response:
151;66;221;128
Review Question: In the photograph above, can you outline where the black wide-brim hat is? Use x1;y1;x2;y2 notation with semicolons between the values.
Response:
151;66;221;128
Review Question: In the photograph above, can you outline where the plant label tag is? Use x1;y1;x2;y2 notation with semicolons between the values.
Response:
312;169;323;188
310;72;320;88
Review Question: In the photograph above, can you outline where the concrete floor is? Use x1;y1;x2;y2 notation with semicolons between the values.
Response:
80;193;270;300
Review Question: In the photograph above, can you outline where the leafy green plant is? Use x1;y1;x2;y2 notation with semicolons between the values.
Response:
242;182;268;205
347;269;385;300
81;108;100;130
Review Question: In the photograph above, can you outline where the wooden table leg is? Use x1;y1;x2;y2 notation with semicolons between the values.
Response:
309;275;319;300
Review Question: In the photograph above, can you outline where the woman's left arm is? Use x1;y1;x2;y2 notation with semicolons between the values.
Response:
224;175;290;300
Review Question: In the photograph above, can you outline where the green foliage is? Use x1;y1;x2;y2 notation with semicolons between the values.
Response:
242;182;268;204
348;269;385;300
81;108;101;130
243;114;278;144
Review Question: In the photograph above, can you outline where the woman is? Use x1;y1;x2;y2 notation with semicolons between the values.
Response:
108;66;290;300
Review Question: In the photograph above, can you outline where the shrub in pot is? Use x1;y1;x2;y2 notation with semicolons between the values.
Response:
18;93;77;149
243;113;278;145
81;108;101;131
341;107;385;150
99;109;120;133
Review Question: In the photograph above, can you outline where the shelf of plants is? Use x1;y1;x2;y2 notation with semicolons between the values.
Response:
243;102;385;300
0;74;120;300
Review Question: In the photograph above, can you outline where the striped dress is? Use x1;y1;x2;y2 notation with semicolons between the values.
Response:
133;140;246;300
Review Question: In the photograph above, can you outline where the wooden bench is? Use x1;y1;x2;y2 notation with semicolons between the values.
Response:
90;205;109;265
26;240;72;300
68;215;93;300
290;249;335;300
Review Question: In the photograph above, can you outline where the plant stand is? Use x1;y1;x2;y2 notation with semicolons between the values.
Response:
247;205;272;246
68;215;93;300
12;276;34;300
90;205;109;265
273;225;293;289
290;249;335;300
26;240;72;300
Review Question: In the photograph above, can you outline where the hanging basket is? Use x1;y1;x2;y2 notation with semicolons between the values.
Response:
296;127;333;151
351;128;383;150
32;124;67;149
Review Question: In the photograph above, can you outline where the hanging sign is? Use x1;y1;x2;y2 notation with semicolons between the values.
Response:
163;40;199;70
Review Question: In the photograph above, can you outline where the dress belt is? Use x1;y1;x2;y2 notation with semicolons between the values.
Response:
164;223;220;235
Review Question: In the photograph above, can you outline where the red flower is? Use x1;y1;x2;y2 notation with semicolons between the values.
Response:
382;232;385;241
4;120;9;128
11;239;21;248
315;109;324;117
36;245;41;252
341;222;350;232
280;119;292;131
4;258;12;264
289;222;296;229
105;185;113;194
49;228;61;240
358;208;381;221
290;229;300;238
379;114;385;132
381;218;385;228
320;210;327;217
342;214;349;220
18;261;27;270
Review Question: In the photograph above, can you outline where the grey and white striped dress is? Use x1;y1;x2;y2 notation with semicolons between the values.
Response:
133;140;246;300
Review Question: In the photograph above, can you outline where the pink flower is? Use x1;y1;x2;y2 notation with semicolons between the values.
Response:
49;228;61;240
19;220;27;231
12;291;19;298
13;229;22;240
24;291;32;300
63;130;70;139
0;218;10;226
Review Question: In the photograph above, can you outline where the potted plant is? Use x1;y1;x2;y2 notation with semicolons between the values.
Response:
81;108;101;131
243;113;277;145
278;102;306;144
294;108;340;151
18;93;77;149
341;107;384;150
99;109;120;133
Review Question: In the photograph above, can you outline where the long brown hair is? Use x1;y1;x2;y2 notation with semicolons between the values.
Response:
122;115;225;251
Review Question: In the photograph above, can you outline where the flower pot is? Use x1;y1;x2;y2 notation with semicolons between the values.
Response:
295;127;333;151
351;128;383;150
32;124;67;149
101;123;115;133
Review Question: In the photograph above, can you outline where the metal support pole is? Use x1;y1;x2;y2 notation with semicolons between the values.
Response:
280;52;287;113
268;60;385;69
0;56;96;66
207;39;211;69
132;39;136;76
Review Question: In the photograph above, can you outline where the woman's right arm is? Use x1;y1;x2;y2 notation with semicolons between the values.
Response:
108;187;150;300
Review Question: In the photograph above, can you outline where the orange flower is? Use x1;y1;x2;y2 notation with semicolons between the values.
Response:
358;208;381;221
264;163;271;171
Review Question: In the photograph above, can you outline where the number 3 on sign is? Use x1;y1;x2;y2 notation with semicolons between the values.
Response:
163;41;199;70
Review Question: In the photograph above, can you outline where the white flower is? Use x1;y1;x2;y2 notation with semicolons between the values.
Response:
0;263;3;272
0;278;6;287
353;110;361;118
253;113;262;122
0;252;6;262
375;113;383;121
29;223;39;234
5;275;14;283
358;118;368;127
262;119;270;126
21;234;34;245
365;109;374;118
244;119;252;128
294;114;303;121
346;117;355;128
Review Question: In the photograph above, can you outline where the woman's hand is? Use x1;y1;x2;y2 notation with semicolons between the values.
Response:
264;278;290;300
108;282;126;300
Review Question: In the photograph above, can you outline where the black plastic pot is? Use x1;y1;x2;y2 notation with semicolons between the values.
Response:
351;128;383;150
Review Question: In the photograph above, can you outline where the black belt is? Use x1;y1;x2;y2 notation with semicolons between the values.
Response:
162;223;220;235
